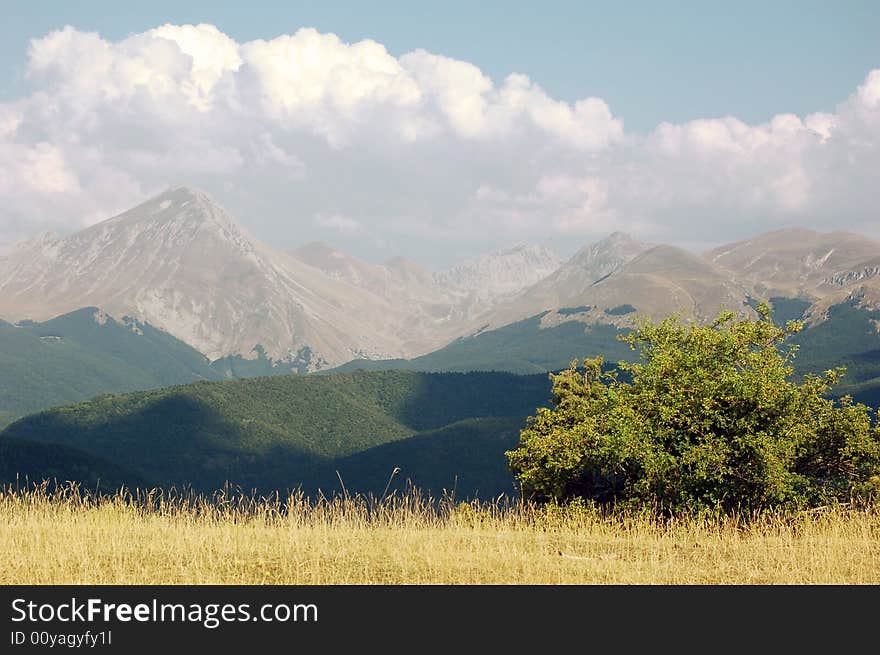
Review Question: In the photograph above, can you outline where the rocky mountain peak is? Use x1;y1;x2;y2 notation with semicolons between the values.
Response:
562;232;649;279
116;186;234;226
74;186;258;260
435;243;562;298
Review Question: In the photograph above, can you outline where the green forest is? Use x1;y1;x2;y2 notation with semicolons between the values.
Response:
1;370;550;498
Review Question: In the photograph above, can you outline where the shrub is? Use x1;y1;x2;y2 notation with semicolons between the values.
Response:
506;306;880;515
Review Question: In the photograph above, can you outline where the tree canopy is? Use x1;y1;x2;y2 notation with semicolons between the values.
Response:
507;306;880;515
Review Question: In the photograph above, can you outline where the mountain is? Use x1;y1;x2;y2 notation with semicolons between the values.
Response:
289;241;563;306
0;188;570;373
290;240;565;335
335;237;879;385
435;243;562;301
704;226;880;341
481;238;751;335
0;307;223;425
1;370;551;497
287;242;459;353
584;244;754;322
3;190;878;386
478;232;648;328
513;232;648;309
289;242;436;301
0;187;417;369
705;227;880;300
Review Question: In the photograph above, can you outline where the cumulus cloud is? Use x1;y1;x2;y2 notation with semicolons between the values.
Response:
0;23;878;264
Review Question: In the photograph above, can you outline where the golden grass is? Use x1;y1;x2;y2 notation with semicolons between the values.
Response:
2;484;878;584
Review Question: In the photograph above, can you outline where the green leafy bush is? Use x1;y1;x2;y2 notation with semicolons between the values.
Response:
506;306;880;515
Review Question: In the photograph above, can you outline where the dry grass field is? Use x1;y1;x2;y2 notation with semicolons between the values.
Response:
2;484;879;584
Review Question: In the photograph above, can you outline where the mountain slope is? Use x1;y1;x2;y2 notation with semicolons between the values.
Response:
290;241;439;301
287;242;462;354
477;240;753;341
289;240;566;350
0;438;146;490
435;243;562;300
0;307;222;420
586;244;754;322
329;416;527;498
0;187;408;368
334;312;635;374
705;227;880;300
478;232;648;328
335;290;879;385
1;371;551;494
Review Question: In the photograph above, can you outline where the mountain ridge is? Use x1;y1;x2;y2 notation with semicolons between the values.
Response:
2;186;879;376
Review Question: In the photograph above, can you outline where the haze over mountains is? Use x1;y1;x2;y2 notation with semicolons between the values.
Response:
1;186;879;390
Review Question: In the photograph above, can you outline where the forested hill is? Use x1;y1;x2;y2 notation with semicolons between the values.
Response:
1;370;551;497
0;307;222;426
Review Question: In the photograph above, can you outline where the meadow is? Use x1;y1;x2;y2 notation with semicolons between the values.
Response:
2;484;878;585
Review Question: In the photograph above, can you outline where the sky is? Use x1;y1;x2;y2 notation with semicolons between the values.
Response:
1;1;879;267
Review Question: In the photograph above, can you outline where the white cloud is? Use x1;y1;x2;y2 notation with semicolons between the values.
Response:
857;69;880;110
147;24;242;111
0;23;879;263
21;143;80;193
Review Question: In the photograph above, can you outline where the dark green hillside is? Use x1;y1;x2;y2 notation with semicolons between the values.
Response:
0;412;18;431
1;371;551;495
0;308;222;419
0;437;145;490
334;313;635;374
329;416;526;499
704;297;880;410
768;297;811;326
841;377;880;410
31;308;219;383
789;300;880;391
751;296;880;406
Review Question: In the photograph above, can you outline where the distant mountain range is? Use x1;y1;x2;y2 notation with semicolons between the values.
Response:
0;187;575;370
1;186;879;424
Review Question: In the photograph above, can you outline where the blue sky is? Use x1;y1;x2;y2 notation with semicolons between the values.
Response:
0;1;878;266
3;0;879;132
